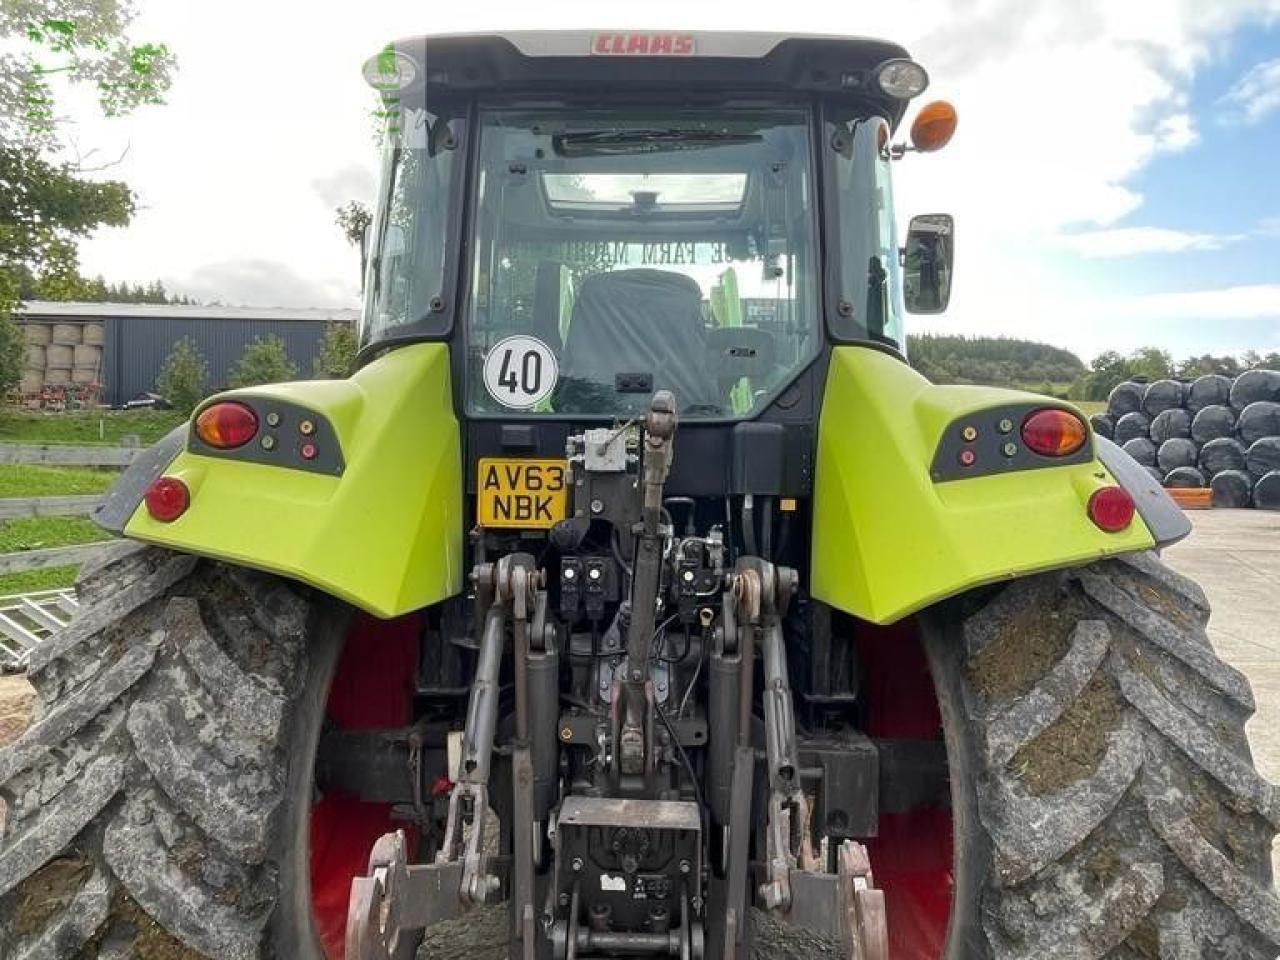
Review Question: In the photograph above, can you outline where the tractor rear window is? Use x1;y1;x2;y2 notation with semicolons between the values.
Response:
466;107;819;419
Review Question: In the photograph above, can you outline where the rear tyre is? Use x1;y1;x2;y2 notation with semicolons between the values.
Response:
926;552;1280;959
0;544;346;960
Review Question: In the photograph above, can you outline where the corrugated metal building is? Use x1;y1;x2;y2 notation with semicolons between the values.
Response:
16;302;359;407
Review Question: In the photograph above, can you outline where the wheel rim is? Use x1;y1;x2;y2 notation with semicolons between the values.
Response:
854;619;954;960
308;612;423;959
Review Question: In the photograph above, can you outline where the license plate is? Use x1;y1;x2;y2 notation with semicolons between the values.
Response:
476;458;570;529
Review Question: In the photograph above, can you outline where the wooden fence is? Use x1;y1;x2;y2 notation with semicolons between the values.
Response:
0;495;102;520
0;443;140;467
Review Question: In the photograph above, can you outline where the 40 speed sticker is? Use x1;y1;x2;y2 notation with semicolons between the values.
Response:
483;334;558;409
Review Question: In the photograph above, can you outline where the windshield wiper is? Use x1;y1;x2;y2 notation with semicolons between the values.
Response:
554;128;761;156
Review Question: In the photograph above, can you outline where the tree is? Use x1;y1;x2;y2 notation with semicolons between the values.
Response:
1;3;174;391
1127;346;1173;381
229;336;299;388
314;321;359;379
336;201;373;290
155;337;209;415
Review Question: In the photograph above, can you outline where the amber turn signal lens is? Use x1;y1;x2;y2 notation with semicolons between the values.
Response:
910;100;958;153
195;402;258;449
1021;409;1088;457
144;476;190;522
1087;486;1135;533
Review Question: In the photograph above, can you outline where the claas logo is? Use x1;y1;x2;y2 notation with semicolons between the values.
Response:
591;33;696;56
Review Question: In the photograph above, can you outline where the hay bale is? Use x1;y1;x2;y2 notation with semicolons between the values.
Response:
1237;401;1280;446
1122;437;1157;467
1230;369;1280;410
1142;379;1184;417
1089;413;1115;440
1246;437;1280;482
19;369;44;393
1157;438;1198;473
72;343;101;368
1200;437;1248;476
82;322;105;346
1211;469;1253;508
1144;465;1165;486
1164;466;1206;488
1149;408;1191;444
1190;404;1236;444
44;366;70;385
1255;471;1280;510
1187;374;1233;412
1114;411;1151;445
1107;381;1145;418
44;343;74;368
70;367;97;384
25;344;45;368
50;322;82;345
22;322;51;345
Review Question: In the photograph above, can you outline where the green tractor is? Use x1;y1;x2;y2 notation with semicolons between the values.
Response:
3;31;1277;960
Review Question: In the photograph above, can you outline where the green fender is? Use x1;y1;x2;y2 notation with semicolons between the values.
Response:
122;344;463;618
811;347;1155;624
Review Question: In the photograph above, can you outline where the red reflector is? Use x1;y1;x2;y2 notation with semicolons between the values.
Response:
195;402;258;449
144;476;190;522
1021;408;1088;457
1088;486;1135;532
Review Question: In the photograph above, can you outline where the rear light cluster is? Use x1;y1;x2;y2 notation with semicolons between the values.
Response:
196;402;258;449
1021;409;1087;458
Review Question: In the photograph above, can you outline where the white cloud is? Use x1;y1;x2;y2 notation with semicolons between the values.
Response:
1054;226;1242;257
1218;57;1280;125
64;0;1280;355
1088;284;1280;320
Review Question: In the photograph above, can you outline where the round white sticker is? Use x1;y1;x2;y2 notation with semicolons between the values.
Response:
483;335;558;410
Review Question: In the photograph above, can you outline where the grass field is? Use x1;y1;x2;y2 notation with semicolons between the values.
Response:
0;464;117;497
0;408;185;445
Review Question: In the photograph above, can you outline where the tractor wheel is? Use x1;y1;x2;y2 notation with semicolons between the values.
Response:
925;551;1280;959
0;543;351;960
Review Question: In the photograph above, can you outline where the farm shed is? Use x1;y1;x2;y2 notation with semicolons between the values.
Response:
15;302;359;407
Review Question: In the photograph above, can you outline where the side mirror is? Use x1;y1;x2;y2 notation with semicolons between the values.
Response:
903;213;954;314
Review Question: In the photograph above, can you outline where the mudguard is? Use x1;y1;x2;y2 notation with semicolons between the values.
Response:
102;343;462;618
811;347;1170;625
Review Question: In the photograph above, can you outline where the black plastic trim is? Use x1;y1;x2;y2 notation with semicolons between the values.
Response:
188;398;344;477
92;425;187;533
930;403;1093;482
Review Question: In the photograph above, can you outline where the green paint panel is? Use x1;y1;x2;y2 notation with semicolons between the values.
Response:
812;347;1154;624
125;344;462;618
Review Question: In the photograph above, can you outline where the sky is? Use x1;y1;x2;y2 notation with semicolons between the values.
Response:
61;0;1280;366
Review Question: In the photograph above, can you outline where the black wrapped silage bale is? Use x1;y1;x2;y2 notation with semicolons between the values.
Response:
1211;469;1253;508
1237;401;1280;446
1157;438;1198;473
1149;408;1192;444
1246;437;1280;481
1123;437;1157;467
1144;465;1165;486
1199;437;1248;476
1106;380;1145;418
1089;413;1114;440
1190;404;1236;444
1114;411;1151;445
1254;471;1280;510
1142;379;1185;417
1164;466;1206;488
1229;369;1280;410
1187;374;1233;412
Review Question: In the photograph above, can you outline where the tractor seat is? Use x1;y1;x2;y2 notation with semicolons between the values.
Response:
558;269;719;413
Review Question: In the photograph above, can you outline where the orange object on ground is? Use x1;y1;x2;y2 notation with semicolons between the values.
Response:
1167;487;1213;509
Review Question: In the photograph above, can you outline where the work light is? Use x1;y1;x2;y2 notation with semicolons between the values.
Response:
875;59;929;99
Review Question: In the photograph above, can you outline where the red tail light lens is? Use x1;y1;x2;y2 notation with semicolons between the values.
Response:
1022;409;1088;457
1088;486;1135;532
195;402;258;449
144;476;190;522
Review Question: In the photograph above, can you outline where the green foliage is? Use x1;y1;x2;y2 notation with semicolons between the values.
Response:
229;335;299;389
15;267;195;304
314;321;359;379
155;337;209;415
335;201;373;247
0;515;111;553
0;409;185;444
907;334;1085;388
0;301;23;395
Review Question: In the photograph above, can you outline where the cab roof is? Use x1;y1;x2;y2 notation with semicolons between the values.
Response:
380;31;916;126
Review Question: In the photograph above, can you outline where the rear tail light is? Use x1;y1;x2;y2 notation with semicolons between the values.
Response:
144;476;190;522
195;402;258;449
1088;486;1135;532
1021;408;1088;457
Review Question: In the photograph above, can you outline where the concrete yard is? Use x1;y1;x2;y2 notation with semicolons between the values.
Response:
1163;508;1280;879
